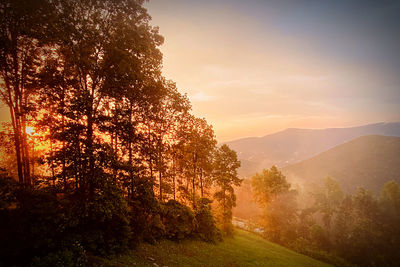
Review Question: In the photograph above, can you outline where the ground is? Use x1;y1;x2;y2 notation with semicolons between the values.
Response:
95;229;330;267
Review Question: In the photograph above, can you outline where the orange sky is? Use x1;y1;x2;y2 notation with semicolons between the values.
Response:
1;1;399;143
145;0;400;142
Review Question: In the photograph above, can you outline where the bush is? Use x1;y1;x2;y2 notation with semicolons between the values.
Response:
160;200;197;240
0;175;131;266
67;181;131;256
0;172;18;209
195;198;222;242
0;187;80;266
129;178;165;244
31;242;87;267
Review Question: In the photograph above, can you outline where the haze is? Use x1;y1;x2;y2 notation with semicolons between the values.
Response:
145;0;400;142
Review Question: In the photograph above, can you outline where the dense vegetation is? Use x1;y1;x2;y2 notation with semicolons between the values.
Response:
0;0;242;266
250;166;400;266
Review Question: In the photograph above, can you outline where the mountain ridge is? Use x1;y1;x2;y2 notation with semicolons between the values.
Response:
224;122;400;177
282;135;400;193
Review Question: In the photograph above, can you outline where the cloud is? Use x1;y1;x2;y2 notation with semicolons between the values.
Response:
190;91;216;102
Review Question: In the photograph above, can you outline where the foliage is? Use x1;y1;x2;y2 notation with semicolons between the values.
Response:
251;166;297;243
0;175;130;266
291;241;354;267
0;0;56;186
262;190;298;244
160;199;197;240
68;182;131;256
0;0;243;265
30;243;87;267
252;165;290;205
129;177;164;244
312;177;344;233
195;198;222;242
250;167;400;266
0;185;77;266
0;170;18;209
213;144;242;235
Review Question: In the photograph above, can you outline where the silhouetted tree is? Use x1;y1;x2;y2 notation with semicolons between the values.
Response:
0;0;55;186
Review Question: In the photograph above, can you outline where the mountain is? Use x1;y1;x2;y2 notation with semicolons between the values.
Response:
282;135;400;193
225;122;400;177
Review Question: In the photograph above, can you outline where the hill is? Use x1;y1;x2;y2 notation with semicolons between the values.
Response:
225;122;400;177
95;229;330;267
282;135;400;193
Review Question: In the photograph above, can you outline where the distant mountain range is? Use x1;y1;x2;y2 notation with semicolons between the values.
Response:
225;122;400;177
282;135;400;193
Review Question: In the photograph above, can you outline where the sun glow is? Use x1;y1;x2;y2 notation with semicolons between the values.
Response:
25;126;35;136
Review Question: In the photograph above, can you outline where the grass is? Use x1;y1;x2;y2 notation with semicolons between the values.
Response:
96;229;331;267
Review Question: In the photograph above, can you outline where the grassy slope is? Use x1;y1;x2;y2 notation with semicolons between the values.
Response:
98;229;330;267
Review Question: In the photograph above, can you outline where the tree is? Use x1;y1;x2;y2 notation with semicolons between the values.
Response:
251;166;297;243
347;188;381;265
177;116;216;208
37;0;165;195
0;0;55;186
312;177;344;233
252;165;290;205
333;195;354;258
213;144;242;235
142;80;191;201
379;181;400;265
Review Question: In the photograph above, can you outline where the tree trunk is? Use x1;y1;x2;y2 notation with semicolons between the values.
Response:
192;157;196;209
8;101;24;184
172;156;176;200
87;110;94;195
200;168;203;197
128;102;133;184
21;115;31;186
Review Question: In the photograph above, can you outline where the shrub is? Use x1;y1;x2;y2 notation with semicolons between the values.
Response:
31;242;87;267
0;186;77;266
195;198;222;242
0;172;18;209
0;175;131;265
160;200;197;240
67;181;131;256
129;178;165;244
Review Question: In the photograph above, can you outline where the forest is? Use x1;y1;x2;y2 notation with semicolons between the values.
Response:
2;1;400;267
0;0;242;265
245;166;400;266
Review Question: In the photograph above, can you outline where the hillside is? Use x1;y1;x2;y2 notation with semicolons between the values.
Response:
96;229;330;267
282;135;400;193
225;122;400;177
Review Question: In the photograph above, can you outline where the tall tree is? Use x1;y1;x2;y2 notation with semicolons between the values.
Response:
0;0;54;186
251;166;296;242
312;177;344;233
179;117;216;208
142;80;191;201
252;165;290;205
38;0;165;195
213;144;242;235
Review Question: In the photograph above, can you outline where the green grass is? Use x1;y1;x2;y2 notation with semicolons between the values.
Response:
96;229;331;267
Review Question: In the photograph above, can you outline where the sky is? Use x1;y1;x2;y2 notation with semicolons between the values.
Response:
145;0;400;142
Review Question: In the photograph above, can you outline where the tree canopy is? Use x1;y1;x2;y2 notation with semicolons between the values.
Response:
0;0;242;265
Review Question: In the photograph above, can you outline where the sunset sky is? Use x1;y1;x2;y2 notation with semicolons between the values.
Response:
145;0;400;142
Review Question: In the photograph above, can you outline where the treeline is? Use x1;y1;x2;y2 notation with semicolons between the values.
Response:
251;166;400;266
0;0;242;266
